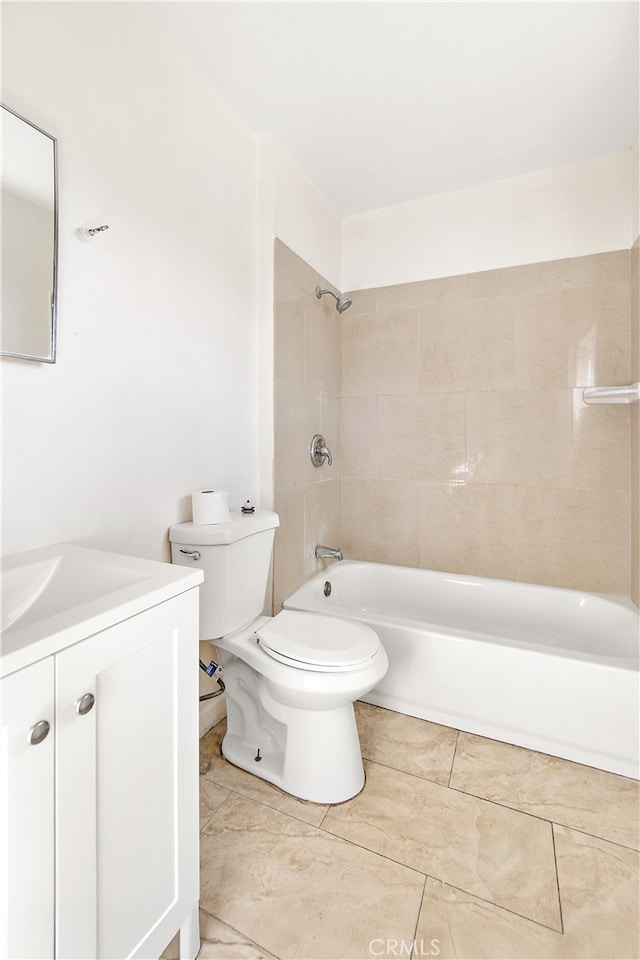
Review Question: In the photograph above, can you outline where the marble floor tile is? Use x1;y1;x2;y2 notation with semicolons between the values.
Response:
160;909;278;960
199;721;225;776
553;824;640;959
323;760;561;930
414;877;562;959
200;778;230;828
197;910;280;960
200;718;328;827
355;701;458;785
200;793;425;960
450;732;640;850
414;828;640;959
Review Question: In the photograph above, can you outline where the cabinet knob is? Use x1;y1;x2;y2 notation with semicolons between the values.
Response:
75;693;95;715
27;719;50;745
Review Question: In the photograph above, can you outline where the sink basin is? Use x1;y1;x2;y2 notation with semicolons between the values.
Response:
2;548;150;633
2;556;61;632
1;543;203;677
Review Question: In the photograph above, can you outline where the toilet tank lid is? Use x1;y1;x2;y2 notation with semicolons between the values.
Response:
169;510;279;545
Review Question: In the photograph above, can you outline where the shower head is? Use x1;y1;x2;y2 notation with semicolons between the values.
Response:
315;287;352;313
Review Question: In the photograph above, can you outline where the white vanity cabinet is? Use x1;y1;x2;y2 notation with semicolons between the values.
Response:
1;546;203;960
2;656;56;959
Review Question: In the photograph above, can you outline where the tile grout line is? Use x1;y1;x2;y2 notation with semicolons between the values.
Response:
435;777;640;854
201;783;330;832
202;751;640;854
409;874;428;960
203;718;640;852
447;730;460;787
318;812;565;936
429;876;567;936
550;823;566;936
355;757;640;854
197;903;282;960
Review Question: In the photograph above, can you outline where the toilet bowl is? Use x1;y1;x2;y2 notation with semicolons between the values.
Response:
169;511;388;804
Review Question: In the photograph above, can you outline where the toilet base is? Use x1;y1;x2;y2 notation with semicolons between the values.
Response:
220;659;366;804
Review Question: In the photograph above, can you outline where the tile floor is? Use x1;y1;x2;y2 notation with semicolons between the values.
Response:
168;702;640;960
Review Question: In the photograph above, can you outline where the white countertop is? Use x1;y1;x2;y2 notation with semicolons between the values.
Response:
1;543;204;678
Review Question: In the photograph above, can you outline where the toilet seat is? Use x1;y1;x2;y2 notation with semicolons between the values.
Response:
256;610;380;673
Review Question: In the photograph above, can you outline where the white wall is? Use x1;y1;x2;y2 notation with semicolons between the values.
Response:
271;137;342;290
1;2;260;561
343;151;634;291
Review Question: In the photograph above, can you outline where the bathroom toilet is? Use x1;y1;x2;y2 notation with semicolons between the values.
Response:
169;510;388;803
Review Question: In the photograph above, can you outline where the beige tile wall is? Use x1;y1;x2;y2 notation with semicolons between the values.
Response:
343;251;633;596
273;243;636;603
631;236;639;606
273;240;342;611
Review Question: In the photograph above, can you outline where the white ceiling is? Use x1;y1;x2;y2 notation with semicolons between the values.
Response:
147;1;639;216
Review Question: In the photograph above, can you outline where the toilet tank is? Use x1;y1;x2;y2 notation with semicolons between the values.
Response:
169;510;279;640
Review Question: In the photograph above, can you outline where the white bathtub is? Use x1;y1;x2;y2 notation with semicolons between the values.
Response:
284;561;640;779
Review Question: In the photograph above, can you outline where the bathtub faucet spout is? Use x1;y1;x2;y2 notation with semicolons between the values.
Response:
315;544;343;562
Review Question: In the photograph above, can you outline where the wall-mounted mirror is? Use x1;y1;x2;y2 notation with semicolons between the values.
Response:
1;105;58;363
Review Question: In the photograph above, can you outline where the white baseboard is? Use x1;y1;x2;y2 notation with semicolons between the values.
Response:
199;693;226;738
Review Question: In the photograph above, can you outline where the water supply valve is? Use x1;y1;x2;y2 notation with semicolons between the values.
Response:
200;658;223;680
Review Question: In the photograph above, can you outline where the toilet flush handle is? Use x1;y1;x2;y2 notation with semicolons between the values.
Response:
179;549;201;561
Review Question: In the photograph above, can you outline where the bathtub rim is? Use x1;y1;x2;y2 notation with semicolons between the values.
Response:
283;560;639;670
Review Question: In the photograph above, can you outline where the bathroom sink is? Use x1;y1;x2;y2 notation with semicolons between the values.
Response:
1;542;203;676
1;549;149;632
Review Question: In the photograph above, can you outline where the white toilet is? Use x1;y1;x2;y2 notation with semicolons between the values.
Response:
169;510;388;803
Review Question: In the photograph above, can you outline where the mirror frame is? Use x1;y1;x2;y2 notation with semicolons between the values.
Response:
1;103;58;364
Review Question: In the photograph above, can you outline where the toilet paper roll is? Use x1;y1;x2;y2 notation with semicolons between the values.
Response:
192;489;232;525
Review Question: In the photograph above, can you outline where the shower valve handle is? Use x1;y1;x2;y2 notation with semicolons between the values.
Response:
310;434;333;467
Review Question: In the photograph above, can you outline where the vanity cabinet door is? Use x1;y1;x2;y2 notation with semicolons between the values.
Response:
0;657;55;960
55;591;200;960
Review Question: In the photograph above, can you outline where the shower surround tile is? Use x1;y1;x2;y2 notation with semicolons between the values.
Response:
375;274;465;312
418;481;518;581
354;701;458;785
274;299;305;386
346;287;377;315
341;477;419;566
273;488;304;612
514;284;630;389
200;793;425;960
419;299;517;393
514;485;630;594
303;478;341;580
274;379;321;491
336;248;632;596
570;391;631;492
341;395;378;477
304;292;342;395
273;240;343;607
322;759;562;929
465;389;573;487
341;309;420;396
377;393;466;481
450;733;640;850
